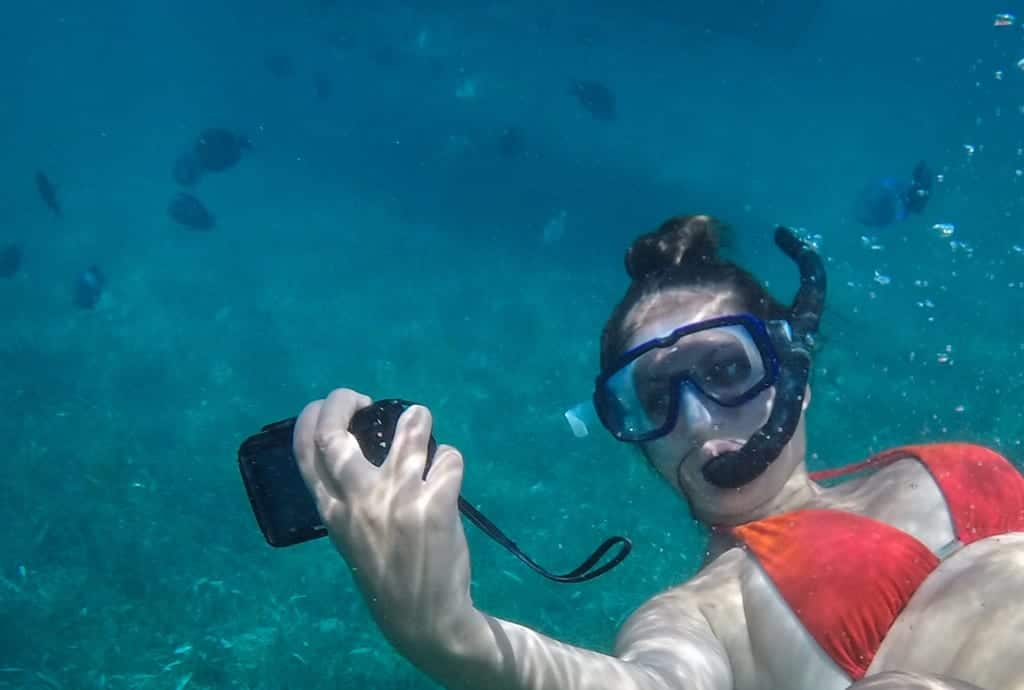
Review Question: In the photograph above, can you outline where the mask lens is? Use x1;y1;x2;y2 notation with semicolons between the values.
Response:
598;322;770;440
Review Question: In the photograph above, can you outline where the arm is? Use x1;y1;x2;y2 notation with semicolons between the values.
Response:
848;671;984;690
406;589;733;690
293;390;731;690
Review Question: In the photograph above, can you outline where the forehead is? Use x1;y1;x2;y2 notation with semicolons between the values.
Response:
623;287;746;351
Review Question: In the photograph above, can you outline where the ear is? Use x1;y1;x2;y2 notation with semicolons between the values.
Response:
802;384;812;411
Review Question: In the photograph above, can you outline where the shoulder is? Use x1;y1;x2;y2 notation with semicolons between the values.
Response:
616;547;846;689
821;442;1014;499
616;548;751;650
613;550;749;688
866;442;1013;472
818;442;1018;551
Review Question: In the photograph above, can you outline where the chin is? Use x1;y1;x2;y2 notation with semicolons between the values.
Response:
675;447;798;526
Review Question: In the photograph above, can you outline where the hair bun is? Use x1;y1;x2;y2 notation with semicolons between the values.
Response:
624;214;723;281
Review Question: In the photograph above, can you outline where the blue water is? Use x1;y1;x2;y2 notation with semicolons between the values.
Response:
2;1;1023;688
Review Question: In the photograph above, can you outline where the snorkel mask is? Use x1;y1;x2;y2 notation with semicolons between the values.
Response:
568;226;826;490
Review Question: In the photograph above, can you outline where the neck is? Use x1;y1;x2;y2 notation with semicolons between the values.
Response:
745;461;820;521
703;461;822;560
692;454;819;524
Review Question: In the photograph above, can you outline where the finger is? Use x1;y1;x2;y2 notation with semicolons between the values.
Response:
314;389;375;498
389;404;433;485
295;398;354;502
315;388;373;455
293;399;327;495
427;443;465;511
293;409;347;532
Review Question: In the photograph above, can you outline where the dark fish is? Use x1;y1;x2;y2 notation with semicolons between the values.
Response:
173;151;203;187
314;71;331;102
497;126;527;158
74;265;104;309
854;161;933;228
0;243;22;278
570;80;616;122
264;54;294;79
193;128;251;173
168;192;215;230
35;171;61;216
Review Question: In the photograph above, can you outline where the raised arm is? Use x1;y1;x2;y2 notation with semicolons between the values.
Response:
405;590;732;690
848;672;985;690
292;389;733;690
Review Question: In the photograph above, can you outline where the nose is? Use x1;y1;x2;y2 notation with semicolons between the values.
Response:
677;383;713;435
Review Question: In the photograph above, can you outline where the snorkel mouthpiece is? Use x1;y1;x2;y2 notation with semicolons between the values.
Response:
699;227;826;490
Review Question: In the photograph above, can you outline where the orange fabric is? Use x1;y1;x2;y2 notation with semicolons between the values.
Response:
894;443;1024;543
730;443;1024;680
810;443;1024;544
729;509;938;679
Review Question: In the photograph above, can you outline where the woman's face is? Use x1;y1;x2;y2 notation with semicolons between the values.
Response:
618;286;809;525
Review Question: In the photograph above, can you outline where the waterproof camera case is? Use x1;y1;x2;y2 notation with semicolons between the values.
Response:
238;398;632;582
238;399;435;547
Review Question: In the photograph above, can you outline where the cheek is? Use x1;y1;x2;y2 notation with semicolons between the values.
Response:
642;439;686;482
643;438;708;497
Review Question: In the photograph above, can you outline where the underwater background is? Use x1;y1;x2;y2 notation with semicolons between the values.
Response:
2;1;1024;688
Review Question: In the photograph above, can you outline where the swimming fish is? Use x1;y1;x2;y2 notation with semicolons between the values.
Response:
0;243;21;278
35;171;61;217
193;129;251;174
854;161;933;228
168;192;215;230
569;80;616;122
74;265;105;309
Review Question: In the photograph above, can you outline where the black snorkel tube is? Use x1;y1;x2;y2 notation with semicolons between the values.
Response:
700;226;826;490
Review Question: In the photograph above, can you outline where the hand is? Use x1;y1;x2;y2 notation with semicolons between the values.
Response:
293;388;474;658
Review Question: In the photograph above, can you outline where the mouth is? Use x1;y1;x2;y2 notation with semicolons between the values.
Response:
684;438;746;471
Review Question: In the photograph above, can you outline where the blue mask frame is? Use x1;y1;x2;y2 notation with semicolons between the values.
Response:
593;313;782;442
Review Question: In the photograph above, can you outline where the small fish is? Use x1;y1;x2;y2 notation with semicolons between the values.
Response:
569;79;616;122
168;192;216;231
0;244;21;278
193;129;251;173
854;161;933;228
74;265;105;309
35;171;61;216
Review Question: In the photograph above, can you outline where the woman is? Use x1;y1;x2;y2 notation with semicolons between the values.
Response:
293;214;1024;690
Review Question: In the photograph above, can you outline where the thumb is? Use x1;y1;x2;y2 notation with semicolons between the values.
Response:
427;444;464;510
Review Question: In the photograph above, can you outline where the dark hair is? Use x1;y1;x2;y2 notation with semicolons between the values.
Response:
600;214;789;368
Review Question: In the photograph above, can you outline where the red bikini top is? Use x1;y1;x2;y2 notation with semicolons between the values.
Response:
719;443;1024;680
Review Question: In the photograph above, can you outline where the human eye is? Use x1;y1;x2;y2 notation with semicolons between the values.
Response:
699;349;751;388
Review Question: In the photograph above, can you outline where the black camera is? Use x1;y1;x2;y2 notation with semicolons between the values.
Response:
237;398;631;582
238;399;427;547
